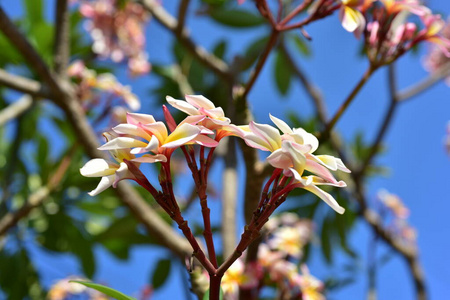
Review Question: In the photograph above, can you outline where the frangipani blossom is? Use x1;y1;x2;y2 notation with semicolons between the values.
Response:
80;132;154;196
423;19;450;86
221;259;259;299
417;14;450;57
166;95;240;140
242;115;349;214
292;265;325;300
339;0;366;38
99;112;218;162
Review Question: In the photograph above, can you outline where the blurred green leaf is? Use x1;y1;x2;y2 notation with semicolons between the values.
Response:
274;49;293;95
22;0;44;25
209;8;265;28
290;34;311;57
321;218;333;264
70;281;136;300
151;259;172;289
240;36;269;71
213;40;227;59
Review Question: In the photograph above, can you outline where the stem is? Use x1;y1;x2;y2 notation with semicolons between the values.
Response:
209;274;223;300
322;66;376;139
278;0;312;26
358;65;398;176
243;29;280;98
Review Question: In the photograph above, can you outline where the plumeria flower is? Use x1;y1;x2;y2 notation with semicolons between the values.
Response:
416;14;450;57
292;265;325;300
241;115;349;214
166;95;241;140
378;189;409;219
268;226;307;258
221;259;260;300
339;0;366;38
380;0;430;16
99;112;218;162
80;132;159;196
423;19;450;86
78;0;151;76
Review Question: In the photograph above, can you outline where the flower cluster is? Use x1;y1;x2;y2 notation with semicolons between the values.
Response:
77;0;151;76
47;276;108;300
221;213;325;300
68;60;140;112
377;189;417;246
423;18;450;86
81;95;349;215
338;0;450;64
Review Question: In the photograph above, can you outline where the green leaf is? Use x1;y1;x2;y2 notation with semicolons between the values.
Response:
22;0;44;25
321;218;333;264
70;281;136;300
209;9;265;28
213;40;227;59
291;34;311;56
151;259;172;289
274;49;293;95
240;36;269;71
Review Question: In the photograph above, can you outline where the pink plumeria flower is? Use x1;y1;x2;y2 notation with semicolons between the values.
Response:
417;14;450;57
167;95;242;140
99;112;218;162
221;259;260;300
378;189;410;219
292;265;325;300
380;0;430;16
339;0;366;38
241;115;349;214
80;132;157;196
268;226;307;258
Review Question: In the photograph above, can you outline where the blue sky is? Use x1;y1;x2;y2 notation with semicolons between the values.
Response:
3;0;450;299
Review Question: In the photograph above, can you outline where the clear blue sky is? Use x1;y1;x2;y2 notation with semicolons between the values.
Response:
4;1;450;299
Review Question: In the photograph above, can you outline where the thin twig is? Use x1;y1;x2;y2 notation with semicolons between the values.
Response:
243;29;280;98
0;8;193;258
176;0;190;35
358;65;398;176
139;0;231;81
397;61;450;102
283;43;427;299
0;68;52;99
53;0;71;75
0;6;61;95
0;145;75;238
0;95;33;126
321;66;376;139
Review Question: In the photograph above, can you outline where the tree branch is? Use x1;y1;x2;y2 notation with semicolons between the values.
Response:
0;95;33;126
358;65;398;176
0;7;193;258
283;44;427;299
53;0;71;75
0;145;74;239
138;0;231;81
0;68;52;99
0;6;61;95
397;61;450;102
221;138;238;258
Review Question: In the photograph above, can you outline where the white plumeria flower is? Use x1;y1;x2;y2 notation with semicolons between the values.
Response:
240;115;350;214
80;132;163;196
98;112;218;162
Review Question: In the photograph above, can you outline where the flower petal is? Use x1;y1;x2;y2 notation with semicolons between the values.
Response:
185;95;216;110
302;184;345;214
98;137;147;150
131;154;167;163
166;96;199;115
249;121;282;152
126;112;156;125
163;123;201;148
113;124;152;140
80;158;117;177
88;175;115;196
270;114;293;134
